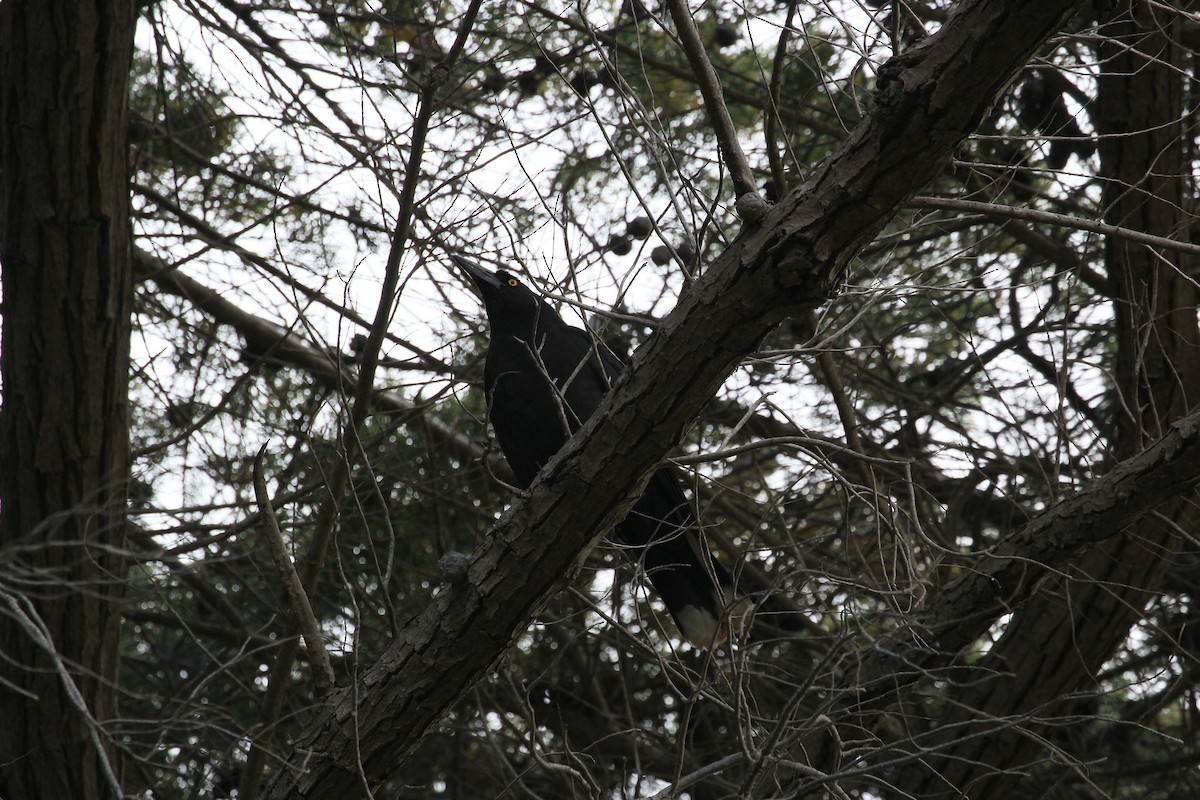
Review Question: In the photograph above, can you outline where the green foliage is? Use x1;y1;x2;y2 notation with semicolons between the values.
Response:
109;2;1200;798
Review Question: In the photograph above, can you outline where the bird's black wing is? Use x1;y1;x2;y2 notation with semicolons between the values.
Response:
561;327;735;642
560;324;736;644
619;467;735;645
556;323;626;386
485;320;612;486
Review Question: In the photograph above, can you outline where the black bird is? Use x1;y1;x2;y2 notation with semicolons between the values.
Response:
454;254;738;646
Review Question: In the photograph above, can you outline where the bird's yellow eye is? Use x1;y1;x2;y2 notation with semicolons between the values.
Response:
507;278;519;287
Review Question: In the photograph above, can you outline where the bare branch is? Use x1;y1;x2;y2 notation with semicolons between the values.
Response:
663;0;763;214
262;1;1087;795
909;195;1200;256
252;448;336;697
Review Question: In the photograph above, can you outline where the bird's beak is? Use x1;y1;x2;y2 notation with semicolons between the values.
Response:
452;254;503;290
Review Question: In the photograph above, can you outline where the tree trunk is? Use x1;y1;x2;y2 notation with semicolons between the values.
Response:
890;3;1198;797
0;2;136;798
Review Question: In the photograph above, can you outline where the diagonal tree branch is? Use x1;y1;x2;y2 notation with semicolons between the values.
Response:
263;1;1088;796
847;403;1200;700
663;0;762;208
136;248;502;476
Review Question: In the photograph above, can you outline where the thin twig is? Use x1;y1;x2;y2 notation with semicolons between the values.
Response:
246;2;486;796
135;183;449;373
663;0;765;217
764;0;800;197
252;447;336;697
648;753;744;799
909;195;1200;256
0;589;127;799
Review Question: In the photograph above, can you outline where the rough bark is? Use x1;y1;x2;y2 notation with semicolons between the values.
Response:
262;0;1087;796
0;2;136;799
890;3;1198;797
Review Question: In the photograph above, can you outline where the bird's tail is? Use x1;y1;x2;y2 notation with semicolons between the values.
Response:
618;469;744;647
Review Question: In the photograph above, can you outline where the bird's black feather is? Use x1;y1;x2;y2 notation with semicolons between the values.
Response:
454;255;736;645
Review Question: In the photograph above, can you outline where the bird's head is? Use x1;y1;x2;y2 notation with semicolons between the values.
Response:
453;254;553;332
